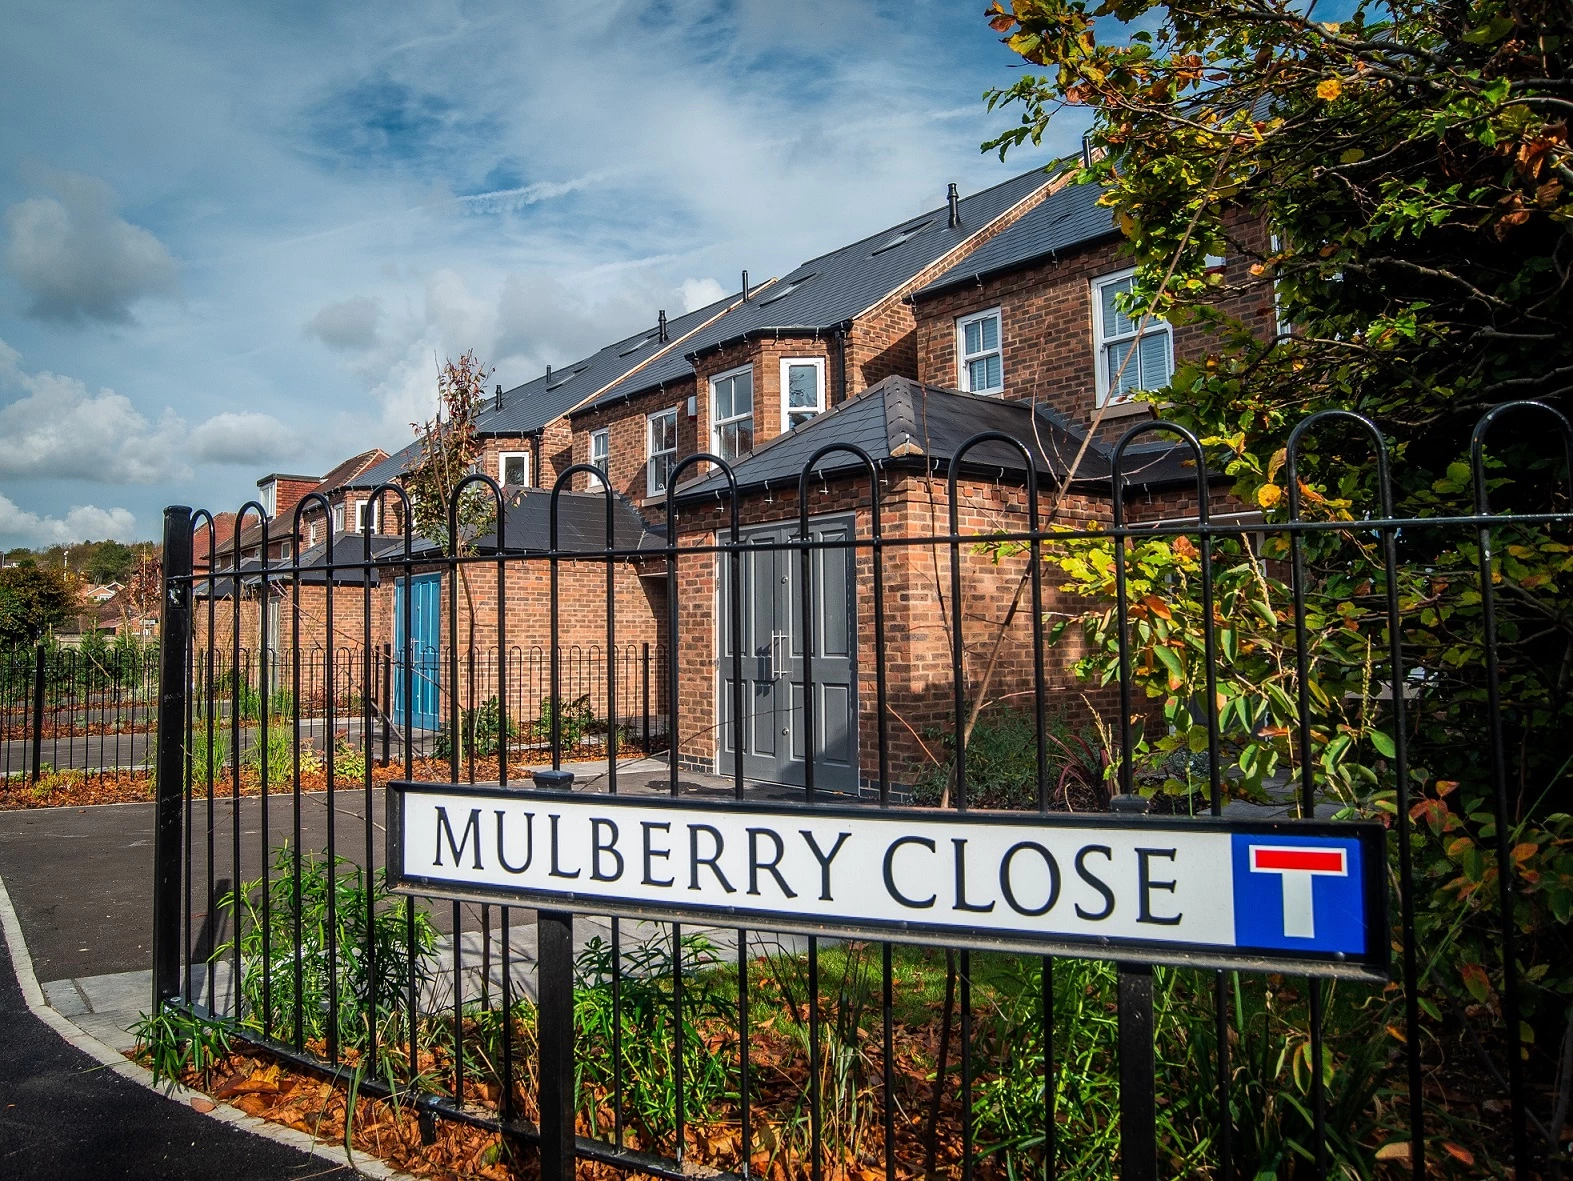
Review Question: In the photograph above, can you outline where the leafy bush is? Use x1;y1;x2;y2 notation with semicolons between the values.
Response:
219;846;438;1050
573;931;733;1148
133;1006;232;1089
912;707;1107;810
434;695;520;760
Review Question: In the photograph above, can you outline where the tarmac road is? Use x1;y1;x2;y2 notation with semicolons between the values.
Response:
0;877;355;1179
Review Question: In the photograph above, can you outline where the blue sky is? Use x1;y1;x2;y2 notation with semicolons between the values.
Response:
0;1;1078;548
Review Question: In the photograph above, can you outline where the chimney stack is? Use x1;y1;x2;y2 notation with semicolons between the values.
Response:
947;182;961;228
658;309;669;342
742;270;750;302
495;383;504;412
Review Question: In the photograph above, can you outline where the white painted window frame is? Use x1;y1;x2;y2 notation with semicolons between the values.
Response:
590;428;610;475
956;307;1004;395
1092;268;1173;407
498;450;531;487
259;481;277;519
332;503;345;534
646;407;678;497
779;356;827;431
709;363;755;461
353;499;378;534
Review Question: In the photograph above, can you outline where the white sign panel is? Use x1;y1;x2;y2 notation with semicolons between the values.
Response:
387;784;1386;979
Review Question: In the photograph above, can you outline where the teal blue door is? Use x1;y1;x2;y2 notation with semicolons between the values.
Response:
393;574;441;731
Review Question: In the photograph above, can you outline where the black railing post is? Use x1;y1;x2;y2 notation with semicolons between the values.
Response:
152;505;193;1012
537;907;576;1181
642;642;650;752
381;642;392;767
1110;791;1157;1181
29;642;44;782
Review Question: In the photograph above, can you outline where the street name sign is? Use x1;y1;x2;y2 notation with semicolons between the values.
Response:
387;783;1388;980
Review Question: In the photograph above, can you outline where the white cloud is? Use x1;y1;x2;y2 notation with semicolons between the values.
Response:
305;295;383;351
187;411;303;465
680;277;726;312
0;489;137;548
3;167;178;324
0;338;187;482
0;339;302;482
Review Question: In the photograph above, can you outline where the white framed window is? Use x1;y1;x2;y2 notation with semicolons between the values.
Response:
332;503;345;534
1093;269;1173;405
353;500;378;534
590;429;610;475
710;364;754;461
646;408;678;496
259;481;277;519
780;357;826;431
498;450;531;487
957;308;1004;394
308;520;318;548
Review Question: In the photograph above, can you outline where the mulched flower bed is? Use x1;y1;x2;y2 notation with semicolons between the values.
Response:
0;757;530;811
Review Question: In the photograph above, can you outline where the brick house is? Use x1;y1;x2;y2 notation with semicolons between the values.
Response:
568;167;1272;793
200;163;1272;793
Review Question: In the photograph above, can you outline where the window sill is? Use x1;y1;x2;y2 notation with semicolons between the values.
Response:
1094;399;1154;421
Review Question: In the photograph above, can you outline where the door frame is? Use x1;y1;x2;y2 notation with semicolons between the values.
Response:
393;572;442;732
714;511;859;790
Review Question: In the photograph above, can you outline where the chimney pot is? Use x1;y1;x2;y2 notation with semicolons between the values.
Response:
546;363;552;382
495;383;504;411
742;270;750;302
658;309;669;342
947;182;961;228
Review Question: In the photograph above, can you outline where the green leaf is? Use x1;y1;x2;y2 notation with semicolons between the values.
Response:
1461;14;1514;43
1369;730;1397;758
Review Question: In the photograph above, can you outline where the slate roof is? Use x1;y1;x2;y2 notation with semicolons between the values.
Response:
583;168;1058;413
916;178;1118;298
318;448;389;495
673;376;1200;504
476;487;661;555
355;292;744;489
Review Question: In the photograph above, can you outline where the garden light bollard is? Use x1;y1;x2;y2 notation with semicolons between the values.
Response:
152;505;193;1012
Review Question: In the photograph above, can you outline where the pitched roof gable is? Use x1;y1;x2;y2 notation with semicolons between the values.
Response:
916;177;1117;298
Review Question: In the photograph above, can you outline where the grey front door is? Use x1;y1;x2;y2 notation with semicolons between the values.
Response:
719;516;856;792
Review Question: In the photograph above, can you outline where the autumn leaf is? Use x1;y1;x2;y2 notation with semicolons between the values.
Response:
1442;1143;1476;1165
1256;483;1283;509
1316;78;1342;101
1460;961;1492;1004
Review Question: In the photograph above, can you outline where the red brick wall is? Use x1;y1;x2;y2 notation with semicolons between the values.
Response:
664;471;1119;792
915;212;1277;432
569;379;698;511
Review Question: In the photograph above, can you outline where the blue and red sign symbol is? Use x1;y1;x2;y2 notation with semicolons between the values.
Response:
1231;833;1366;956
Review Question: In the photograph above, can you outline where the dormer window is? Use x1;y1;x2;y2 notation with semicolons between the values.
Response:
499;451;531;487
1093;269;1172;405
957;308;1004;395
353;500;378;534
781;357;825;430
710;365;754;462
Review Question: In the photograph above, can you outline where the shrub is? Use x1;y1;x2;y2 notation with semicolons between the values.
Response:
912;707;1107;810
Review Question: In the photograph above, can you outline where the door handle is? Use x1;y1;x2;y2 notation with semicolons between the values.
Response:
769;631;790;680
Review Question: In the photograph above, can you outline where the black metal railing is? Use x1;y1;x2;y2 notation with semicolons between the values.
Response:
150;404;1573;1180
0;641;159;785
